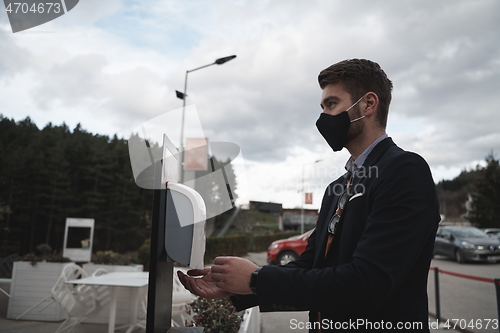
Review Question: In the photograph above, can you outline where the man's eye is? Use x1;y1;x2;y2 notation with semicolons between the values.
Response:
329;102;336;108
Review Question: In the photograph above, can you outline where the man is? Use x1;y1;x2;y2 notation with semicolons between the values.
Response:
178;59;440;332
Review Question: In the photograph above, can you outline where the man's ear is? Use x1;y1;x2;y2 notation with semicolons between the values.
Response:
363;92;379;116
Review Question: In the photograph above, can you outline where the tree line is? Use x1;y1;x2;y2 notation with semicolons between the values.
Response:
1;114;497;257
0;115;153;256
436;152;500;228
0;115;239;258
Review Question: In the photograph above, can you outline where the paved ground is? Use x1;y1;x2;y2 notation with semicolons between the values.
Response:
0;252;468;333
0;317;106;333
246;252;461;333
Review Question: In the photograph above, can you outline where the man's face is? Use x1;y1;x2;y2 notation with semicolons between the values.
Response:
320;83;364;145
320;83;354;116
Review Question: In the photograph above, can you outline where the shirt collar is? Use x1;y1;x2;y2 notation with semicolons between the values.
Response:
345;134;389;175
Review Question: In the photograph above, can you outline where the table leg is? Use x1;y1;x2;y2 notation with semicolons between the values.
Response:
130;287;139;327
108;286;117;333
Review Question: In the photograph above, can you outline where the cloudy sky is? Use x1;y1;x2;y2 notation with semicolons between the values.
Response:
1;0;499;209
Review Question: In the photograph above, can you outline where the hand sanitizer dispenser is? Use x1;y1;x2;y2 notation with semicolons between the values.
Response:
165;182;206;269
161;134;206;269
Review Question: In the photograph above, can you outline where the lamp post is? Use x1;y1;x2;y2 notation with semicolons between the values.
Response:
175;55;237;183
300;159;322;233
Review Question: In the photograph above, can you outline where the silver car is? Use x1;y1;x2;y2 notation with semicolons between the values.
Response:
483;228;500;240
433;226;500;263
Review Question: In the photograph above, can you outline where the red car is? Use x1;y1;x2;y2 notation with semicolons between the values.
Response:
267;229;314;265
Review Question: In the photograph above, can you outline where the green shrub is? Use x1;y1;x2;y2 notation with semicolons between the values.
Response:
137;239;150;271
186;297;243;333
18;252;72;266
204;235;250;263
137;235;251;268
92;250;132;265
35;243;52;254
18;243;72;266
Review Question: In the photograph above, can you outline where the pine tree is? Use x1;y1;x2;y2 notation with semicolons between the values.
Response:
0;116;155;255
469;153;500;228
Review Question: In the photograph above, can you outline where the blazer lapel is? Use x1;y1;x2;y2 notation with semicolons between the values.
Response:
315;173;350;265
350;137;395;188
314;138;396;266
362;137;395;169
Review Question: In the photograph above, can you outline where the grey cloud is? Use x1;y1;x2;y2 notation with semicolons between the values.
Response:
2;0;500;184
0;34;33;78
32;53;107;109
29;51;173;136
202;0;500;172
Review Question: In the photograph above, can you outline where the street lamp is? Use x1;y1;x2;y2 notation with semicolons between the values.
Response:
175;55;237;183
300;159;322;233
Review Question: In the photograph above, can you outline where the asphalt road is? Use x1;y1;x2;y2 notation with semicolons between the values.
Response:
246;252;498;333
1;253;496;333
428;256;500;333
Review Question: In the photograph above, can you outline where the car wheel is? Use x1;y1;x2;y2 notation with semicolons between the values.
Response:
455;249;466;263
277;251;298;265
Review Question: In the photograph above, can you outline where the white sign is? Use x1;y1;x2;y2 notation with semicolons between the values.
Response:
62;218;94;262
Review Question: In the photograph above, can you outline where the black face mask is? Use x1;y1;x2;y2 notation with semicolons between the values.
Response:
315;95;365;152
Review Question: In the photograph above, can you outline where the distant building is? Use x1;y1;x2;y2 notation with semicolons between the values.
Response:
249;201;282;216
281;208;318;231
248;201;318;231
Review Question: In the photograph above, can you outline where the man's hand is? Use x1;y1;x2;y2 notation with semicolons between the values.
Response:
177;268;235;299
211;256;259;295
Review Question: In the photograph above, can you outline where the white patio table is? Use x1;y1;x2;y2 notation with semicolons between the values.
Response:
66;271;149;333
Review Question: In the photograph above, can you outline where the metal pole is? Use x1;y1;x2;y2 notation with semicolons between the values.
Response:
300;160;321;234
178;63;217;184
176;56;235;184
147;161;173;333
300;165;304;234
434;267;441;324
495;279;500;333
179;71;188;184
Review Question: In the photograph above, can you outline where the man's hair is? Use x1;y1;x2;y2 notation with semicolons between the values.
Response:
318;59;393;128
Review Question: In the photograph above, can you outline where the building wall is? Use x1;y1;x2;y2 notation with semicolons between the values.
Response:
282;209;318;231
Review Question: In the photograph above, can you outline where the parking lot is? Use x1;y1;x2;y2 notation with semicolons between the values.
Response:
1;253;497;333
428;256;500;333
252;252;497;332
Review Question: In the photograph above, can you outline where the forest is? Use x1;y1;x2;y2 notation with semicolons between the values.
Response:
0;115;238;257
0;115;153;256
435;152;500;228
1;114;498;258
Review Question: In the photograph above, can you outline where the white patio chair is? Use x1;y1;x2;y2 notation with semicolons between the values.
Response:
90;268;135;331
14;263;92;321
171;268;196;327
91;268;111;313
14;293;54;320
124;268;195;332
51;263;97;333
124;286;148;333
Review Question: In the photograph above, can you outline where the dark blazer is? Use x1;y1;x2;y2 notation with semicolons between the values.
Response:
232;138;440;332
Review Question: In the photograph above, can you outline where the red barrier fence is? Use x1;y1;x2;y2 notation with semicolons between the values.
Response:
430;267;495;283
430;267;500;333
